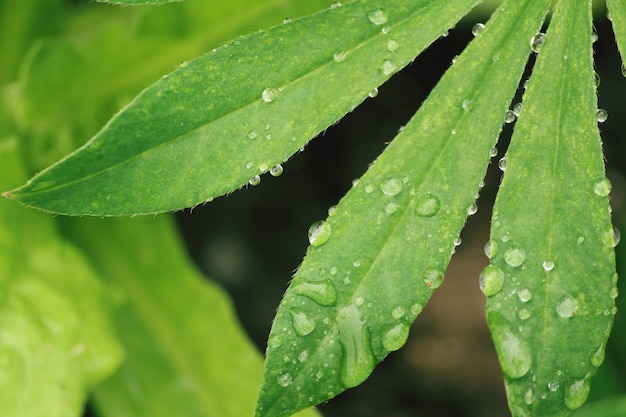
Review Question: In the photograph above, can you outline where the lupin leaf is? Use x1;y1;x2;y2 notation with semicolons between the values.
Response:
255;0;551;416
606;0;626;66
485;1;617;416
5;0;481;215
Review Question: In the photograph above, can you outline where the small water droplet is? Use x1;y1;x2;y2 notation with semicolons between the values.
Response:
283;17;292;24
248;131;258;139
330;2;342;8
603;226;621;247
415;194;441;217
291;277;337;306
423;269;443;289
564;376;591;410
245;161;254;169
259;163;268;172
597;109;608;123
333;51;347;62
355;296;365;306
277;373;293;387
462;99;473;111
381;25;391;34
337;305;375;388
504;248;526;267
308;221;332;247
518;308;531;320
385;202;400;214
593;178;612;197
512;103;523;116
352;260;361;267
298;350;309;362
269;334;282;349
472;23;485;36
484;240;498;259
479;265;505;296
505;110;516;124
501;232;510;242
381;178;402;196
490;147;499;157
262;88;278;102
382;323;410;352
498;157;506;171
410;303;423;316
381;59;397;75
518;288;532;303
454;237;462;247
468;203;478;216
542;260;554;271
368;88;379;98
621;62;626;77
290;308;317;336
368;9;388;25
387;39;399;51
591;31;599;43
391;306;405;319
556;295;578;318
249;175;261;186
530;33;545;53
270;164;283;177
591;344;605;367
524;389;534;405
548;380;559;392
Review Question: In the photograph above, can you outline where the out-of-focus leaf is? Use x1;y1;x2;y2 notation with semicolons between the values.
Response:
255;0;551;416
6;0;481;215
0;138;122;417
59;214;320;417
570;396;626;417
606;0;626;65
485;1;617;416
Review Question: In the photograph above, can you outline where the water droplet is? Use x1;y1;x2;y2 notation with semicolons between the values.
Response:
468;203;478;216
501;232;510;242
415;194;441;217
387;39;399;51
368;88;379;98
462;99;473;111
591;344;605;367
352;260;361;268
564;377;591;410
512;103;523;116
597;109;608;123
298;350;309;362
245;161;254;169
382;323;410;352
355;296;365;306
368;9;388;25
603;226;621;247
524;389;534;405
290;308;317;336
542;260;554;271
556;295;578;318
330;2;342;8
479;265;505;296
291;277;337;306
548;380;559;392
491;318;532;379
259;163;268;172
381;178;402;196
308;221;332;246
391;306;405;319
504;248;526;267
423;269;443;289
518;308;531;320
505;110;516;123
593;178;612;197
498;157;506;171
490;147;499;157
337;305;375;387
283;17;292;24
472;23;485;36
518;288;532;303
484;240;498;259
333;51;347;62
277;373;293;387
262;88;278;102
621;62;626;77
530;33;545;53
270;164;283;177
249;175;261;186
381;59;397;75
454;237;462;247
381;25;391;34
385;202;400;214
592;31;599;43
410;303;423;316
269;334;282;349
248;131;258;139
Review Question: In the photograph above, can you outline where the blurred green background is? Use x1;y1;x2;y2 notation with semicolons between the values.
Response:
1;1;624;416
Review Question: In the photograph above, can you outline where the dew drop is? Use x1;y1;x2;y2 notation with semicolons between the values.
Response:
298;350;309;362
498;157;506;172
472;23;485;36
479;265;505;297
423;269;443;289
328;205;337;216
530;33;545;53
385;202;400;214
597;109;608;123
308;221;332;247
387;39;399;51
484;240;498;259
291;277;337;306
268;334;282;349
542;260;554;271
591;344;605;367
490;147;499;157
381;178;403;196
504;248;526;268
381;59;397;75
621;62;626;77
245;161;254;169
556;295;578;318
603;226;621;247
593;178;612;197
382;323;410;352
524;389;534;405
462;99;473;111
391;306;405;319
355;296;365;306
277;373;293;387
410;303;423;316
548;380;559;392
290;308;317;336
505;110;517;123
248;131;258;139
249;175;261;186
283;17;292;24
333;51;347;62
518;288;533;303
337;305;375;388
259;163;268;172
270;164;284;177
368;88;379;98
330;2;342;8
415;194;441;217
512;102;523;116
491;317;532;379
564;377;591;410
368;9;388;25
381;25;391;34
517;308;531;320
262;88;278;102
468;203;478;216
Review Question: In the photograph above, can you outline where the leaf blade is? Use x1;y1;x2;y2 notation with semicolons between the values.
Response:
606;0;626;65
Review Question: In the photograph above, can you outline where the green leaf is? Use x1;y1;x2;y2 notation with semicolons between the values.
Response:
255;1;551;416
606;0;626;67
571;396;626;417
485;1;618;416
59;214;320;417
6;0;482;215
0;138;122;417
96;0;183;4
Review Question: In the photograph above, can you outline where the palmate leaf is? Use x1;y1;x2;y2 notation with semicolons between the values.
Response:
5;0;481;215
255;0;552;416
485;1;618;416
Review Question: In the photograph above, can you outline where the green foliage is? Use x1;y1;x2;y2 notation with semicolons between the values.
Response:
1;0;623;417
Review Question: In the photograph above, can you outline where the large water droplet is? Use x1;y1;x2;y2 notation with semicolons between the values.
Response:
291;277;337;306
381;178;402;196
556;295;578;318
564;376;591;410
290;308;317;336
368;9;388;25
472;23;485;36
423;269;443;289
337;305;375;388
490;316;532;379
530;33;545;53
382;323;410;352
262;88;278;102
308;221;332;246
415;194;440;217
504;248;526;268
277;373;293;387
479;265;505;296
